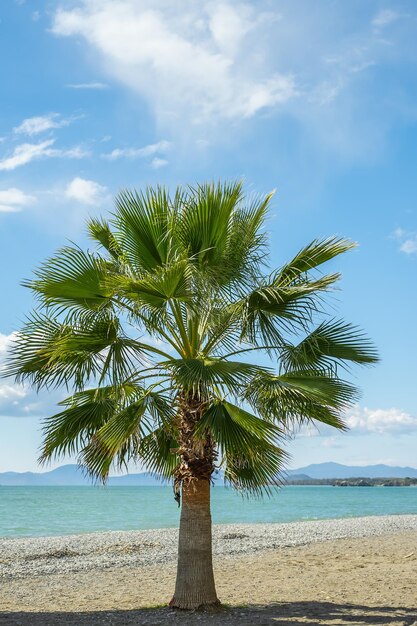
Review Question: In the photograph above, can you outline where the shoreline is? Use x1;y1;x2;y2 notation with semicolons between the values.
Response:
1;514;416;580
1;508;417;541
1;521;416;624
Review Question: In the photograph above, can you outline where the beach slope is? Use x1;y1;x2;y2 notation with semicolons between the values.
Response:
1;515;416;625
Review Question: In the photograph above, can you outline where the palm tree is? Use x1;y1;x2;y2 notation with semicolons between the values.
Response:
5;181;378;609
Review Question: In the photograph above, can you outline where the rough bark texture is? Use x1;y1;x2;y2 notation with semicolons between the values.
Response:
173;391;216;500
170;391;219;609
169;479;219;609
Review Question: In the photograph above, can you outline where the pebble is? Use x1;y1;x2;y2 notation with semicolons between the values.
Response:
1;514;416;580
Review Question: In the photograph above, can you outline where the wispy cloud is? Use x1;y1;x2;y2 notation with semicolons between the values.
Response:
102;140;171;161
0;140;54;170
65;177;106;206
49;0;415;163
0;188;36;213
0;140;89;171
13;113;76;136
66;82;109;90
372;9;401;30
321;436;344;449
52;1;296;125
392;227;417;255
150;157;168;169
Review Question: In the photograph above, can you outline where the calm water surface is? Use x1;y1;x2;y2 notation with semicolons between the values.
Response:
0;485;416;537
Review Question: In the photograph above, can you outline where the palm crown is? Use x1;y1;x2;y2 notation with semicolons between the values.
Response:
6;181;378;496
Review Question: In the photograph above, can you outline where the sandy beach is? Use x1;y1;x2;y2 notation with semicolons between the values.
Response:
1;515;416;625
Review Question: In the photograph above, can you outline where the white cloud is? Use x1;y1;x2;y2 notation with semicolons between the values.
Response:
0;332;56;418
0;188;36;213
14;113;74;136
52;1;296;125
392;227;417;255
0;383;26;401
0;140;89;171
345;405;416;434
372;9;400;30
393;227;406;239
0;206;19;215
0;332;18;357
0;333;28;410
0;140;54;170
400;238;417;254
49;0;415;162
66;82;109;90
296;403;417;438
65;177;106;206
321;436;344;449
151;157;168;169
209;4;252;57
60;146;90;159
103;140;171;161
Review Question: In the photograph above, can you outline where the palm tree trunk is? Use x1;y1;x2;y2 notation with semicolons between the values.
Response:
170;478;219;609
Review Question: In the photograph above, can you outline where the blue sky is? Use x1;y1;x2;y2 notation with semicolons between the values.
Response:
0;0;416;473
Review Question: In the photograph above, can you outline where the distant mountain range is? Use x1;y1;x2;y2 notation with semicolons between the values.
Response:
286;462;417;479
1;462;416;486
0;465;164;486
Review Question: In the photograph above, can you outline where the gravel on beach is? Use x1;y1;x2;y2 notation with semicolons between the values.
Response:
1;514;416;580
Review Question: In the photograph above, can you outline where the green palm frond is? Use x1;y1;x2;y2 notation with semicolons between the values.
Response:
200;299;244;356
139;425;180;480
42;384;175;480
240;271;341;350
167;358;269;394
177;182;271;289
87;218;123;261
111;258;191;311
282;320;379;373
220;192;271;288
4;181;378;493
277;371;359;408
197;400;286;495
40;385;124;462
245;370;357;431
25;246;114;314
5;311;149;390
113;187;176;272
80;396;151;480
178;181;243;267
276;237;356;287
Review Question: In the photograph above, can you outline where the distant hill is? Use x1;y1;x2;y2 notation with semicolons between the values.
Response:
1;462;416;485
0;465;164;486
285;474;312;482
286;462;417;479
109;473;166;486
0;465;86;486
0;464;224;486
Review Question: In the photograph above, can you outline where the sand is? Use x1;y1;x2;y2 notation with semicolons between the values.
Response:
1;517;416;625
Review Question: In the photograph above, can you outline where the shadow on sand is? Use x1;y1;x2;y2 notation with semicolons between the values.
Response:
1;601;416;626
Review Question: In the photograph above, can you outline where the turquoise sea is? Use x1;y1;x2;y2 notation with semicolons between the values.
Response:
0;485;416;538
